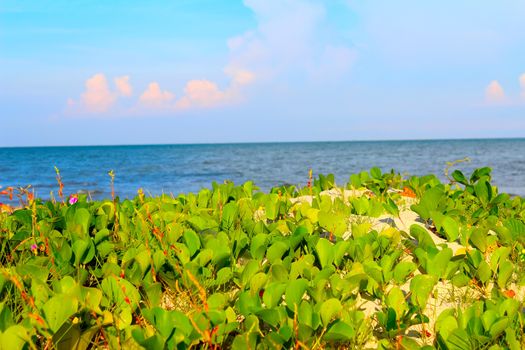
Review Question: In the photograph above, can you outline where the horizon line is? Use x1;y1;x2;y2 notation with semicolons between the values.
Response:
1;136;525;149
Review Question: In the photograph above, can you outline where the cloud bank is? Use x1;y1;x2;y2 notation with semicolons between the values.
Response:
66;0;355;117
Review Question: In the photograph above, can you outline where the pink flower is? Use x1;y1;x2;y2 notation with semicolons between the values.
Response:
69;195;78;205
31;244;38;254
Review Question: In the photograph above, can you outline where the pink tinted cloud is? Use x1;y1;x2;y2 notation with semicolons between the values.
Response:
115;76;133;97
68;73;133;115
485;80;505;104
176;80;226;109
227;68;256;86
80;73;116;113
139;82;175;108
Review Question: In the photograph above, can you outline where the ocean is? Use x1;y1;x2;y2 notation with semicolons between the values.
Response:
1;138;524;202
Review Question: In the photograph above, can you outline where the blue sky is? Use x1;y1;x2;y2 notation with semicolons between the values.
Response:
1;0;524;146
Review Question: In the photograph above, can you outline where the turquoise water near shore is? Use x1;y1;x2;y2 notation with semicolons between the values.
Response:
1;138;524;200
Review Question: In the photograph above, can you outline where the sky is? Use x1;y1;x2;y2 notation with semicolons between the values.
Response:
1;0;525;147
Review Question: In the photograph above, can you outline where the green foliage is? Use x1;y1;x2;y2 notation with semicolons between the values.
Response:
0;167;524;349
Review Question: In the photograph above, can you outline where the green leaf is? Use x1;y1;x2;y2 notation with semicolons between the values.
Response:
221;202;239;231
410;275;436;310
183;230;201;257
451;273;470;288
318;211;347;237
506;330;521;350
266;241;289;263
350;174;362;188
474;178;492;206
383;308;397;332
324;320;355;341
231;332;258;350
315;238;335;269
144;283;162;307
206;235;231;266
72;239;95;265
497;262;513;288
427;248;453;278
43;296;78;333
470;167;492;183
285;279;307;311
256;309;280;327
80;287;103;313
410;224;436;251
386;287;407;319
172;310;193;337
195;248;212;266
115;306;132;330
249;272;268;295
383;198;399;218
370;167;382;179
240;260;260;287
435;313;458;340
320;298;342;327
481;310;498;332
16;263;49;283
444;329;472;350
351;196;369;216
477;261;492;283
504;218;525;240
152;250;165;272
100;277;141;309
142;307;174;339
0;325;29;350
207;293;227;310
13;210;32;226
488;318;508;341
250;234;268;260
451;170;468;185
498;298;519;318
263;283;286;308
393;261;417;284
489;247;511;272
237;291;262;316
134;249;151;275
0;303;14;332
401;337;423;350
442;216;459;242
367;199;385;218
298;301;313;328
411;186;445;220
215;267;233;286
74;208;91;235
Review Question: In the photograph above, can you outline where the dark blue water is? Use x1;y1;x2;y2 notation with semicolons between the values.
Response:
1;139;524;202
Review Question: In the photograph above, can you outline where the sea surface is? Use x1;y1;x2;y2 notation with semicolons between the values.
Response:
1;139;524;202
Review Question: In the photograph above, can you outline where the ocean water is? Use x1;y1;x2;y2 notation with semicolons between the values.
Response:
1;139;524;202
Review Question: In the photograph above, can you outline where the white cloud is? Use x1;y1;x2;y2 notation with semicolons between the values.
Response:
485;80;506;104
226;0;354;83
